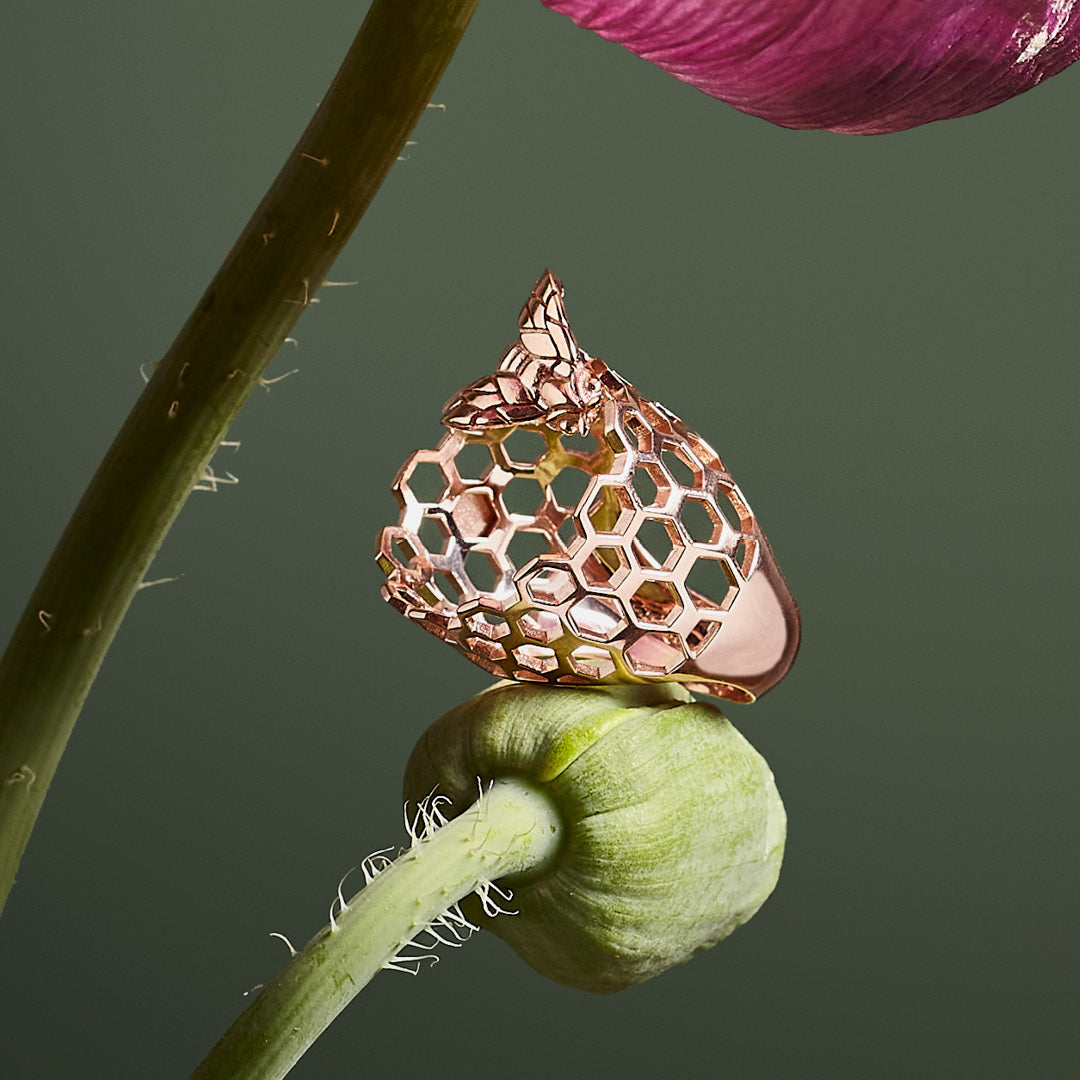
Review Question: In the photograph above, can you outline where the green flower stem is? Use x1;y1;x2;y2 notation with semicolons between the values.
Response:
0;0;479;916
190;777;561;1080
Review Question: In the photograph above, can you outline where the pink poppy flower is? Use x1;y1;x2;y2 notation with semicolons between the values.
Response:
541;0;1080;133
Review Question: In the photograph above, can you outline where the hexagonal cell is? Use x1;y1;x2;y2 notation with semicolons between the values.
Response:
715;483;751;535
660;445;699;490
465;611;511;640
579;545;630;590
686;617;721;657
568;645;617;680
558;431;600;455
415;582;442;608
518;609;564;643
629;464;667;510
464;636;507;663
512;643;559;675
602;425;627;454
624;631;686;676
632;517;681;571
567;595;628;642
502;477;546;518
463;549;500;594
514;669;550;683
433;569;464;603
452;490;498;542
453;441;493;482
417;514;449;556
680;495;720;545
555;674;591;686
525;567;576;605
499;428;548;470
685;554;739;612
403;460;449;504
629;579;683;627
585;484;636;536
506;529;554;571
548;466;591;512
384;534;418;569
623;411;654;453
684;432;722;474
556;516;580;551
733;538;755;577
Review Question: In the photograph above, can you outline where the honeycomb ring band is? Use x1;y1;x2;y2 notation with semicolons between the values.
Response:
376;272;800;704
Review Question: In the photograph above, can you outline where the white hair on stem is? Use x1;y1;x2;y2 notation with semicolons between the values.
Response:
380;786;519;975
475;878;518;919
404;790;452;847
360;847;395;884
192;466;239;493
328;867;358;934
268;932;297;958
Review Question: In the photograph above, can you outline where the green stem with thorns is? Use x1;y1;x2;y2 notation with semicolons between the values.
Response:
190;778;561;1080
0;0;480;917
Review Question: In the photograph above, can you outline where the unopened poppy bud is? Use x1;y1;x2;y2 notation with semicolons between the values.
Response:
403;681;785;993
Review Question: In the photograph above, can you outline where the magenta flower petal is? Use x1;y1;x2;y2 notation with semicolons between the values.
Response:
541;0;1080;133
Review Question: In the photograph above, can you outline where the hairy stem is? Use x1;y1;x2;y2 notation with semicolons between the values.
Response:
0;0;479;917
190;777;561;1080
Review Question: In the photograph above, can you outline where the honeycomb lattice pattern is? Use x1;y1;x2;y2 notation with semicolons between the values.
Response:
377;272;799;702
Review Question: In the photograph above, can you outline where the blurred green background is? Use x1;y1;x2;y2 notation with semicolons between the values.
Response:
1;3;1077;1077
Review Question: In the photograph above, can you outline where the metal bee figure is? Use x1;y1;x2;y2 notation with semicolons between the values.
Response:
376;271;800;703
442;281;623;436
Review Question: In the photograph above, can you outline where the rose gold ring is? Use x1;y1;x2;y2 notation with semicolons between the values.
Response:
376;271;800;703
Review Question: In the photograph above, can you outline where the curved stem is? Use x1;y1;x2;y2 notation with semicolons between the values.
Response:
0;0;479;916
189;777;561;1080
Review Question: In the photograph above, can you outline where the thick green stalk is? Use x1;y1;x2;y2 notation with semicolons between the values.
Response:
0;0;479;916
190;777;561;1080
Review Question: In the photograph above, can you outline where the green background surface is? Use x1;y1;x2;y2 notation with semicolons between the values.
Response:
1;3;1077;1077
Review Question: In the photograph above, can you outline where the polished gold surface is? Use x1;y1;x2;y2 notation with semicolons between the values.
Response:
377;271;799;702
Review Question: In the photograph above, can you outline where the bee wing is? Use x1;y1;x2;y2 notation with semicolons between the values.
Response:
442;373;549;431
515;270;581;365
444;271;595;433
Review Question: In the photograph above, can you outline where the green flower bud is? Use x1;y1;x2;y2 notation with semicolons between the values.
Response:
403;681;785;993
